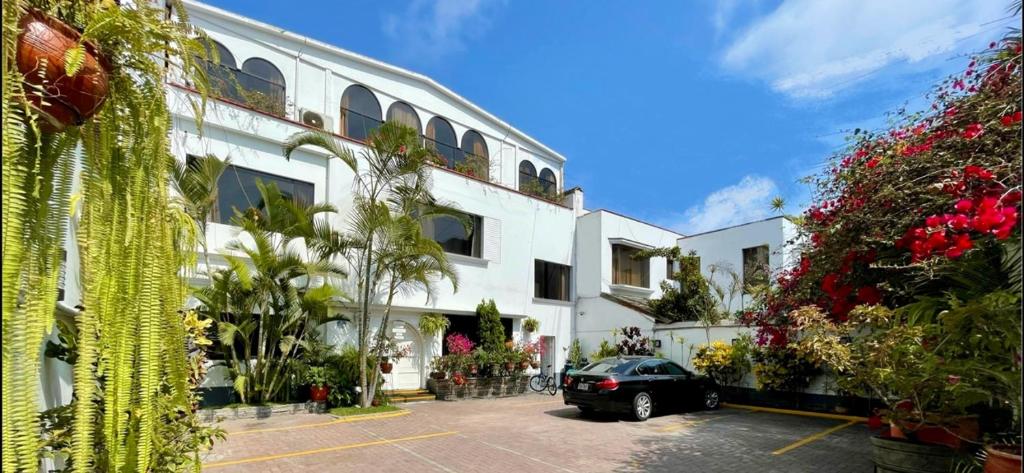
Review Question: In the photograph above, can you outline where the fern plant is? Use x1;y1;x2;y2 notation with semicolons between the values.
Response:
418;313;450;337
3;1;214;471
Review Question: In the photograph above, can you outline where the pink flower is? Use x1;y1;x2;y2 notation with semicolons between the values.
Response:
954;199;973;212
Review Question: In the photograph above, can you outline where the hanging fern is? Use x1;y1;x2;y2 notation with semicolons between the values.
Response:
3;1;214;471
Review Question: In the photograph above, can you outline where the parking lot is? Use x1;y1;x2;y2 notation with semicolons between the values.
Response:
203;394;874;472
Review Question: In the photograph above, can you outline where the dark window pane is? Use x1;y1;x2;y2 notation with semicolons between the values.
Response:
742;245;770;292
386;101;421;133
662;361;686;375
534;259;570;301
341;85;382;141
211;163;314;224
239;58;286;115
612;244;649;288
539;168;557;195
518;160;537;192
422;213;480;257
425;117;458;167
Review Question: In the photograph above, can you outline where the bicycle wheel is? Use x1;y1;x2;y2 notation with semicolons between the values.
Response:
546;376;557;395
529;375;545;392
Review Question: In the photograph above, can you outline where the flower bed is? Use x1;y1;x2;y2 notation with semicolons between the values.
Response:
431;375;530;401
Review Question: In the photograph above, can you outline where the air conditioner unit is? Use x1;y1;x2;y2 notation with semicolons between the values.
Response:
299;108;333;130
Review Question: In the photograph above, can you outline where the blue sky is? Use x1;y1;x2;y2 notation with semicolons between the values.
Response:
204;0;1018;234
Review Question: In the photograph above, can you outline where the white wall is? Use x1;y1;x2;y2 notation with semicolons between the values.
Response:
678;216;797;312
575;210;682;299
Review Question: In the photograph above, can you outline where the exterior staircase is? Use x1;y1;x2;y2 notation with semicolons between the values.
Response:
385;388;434;403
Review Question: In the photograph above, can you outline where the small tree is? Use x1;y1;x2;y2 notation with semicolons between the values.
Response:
477;299;505;352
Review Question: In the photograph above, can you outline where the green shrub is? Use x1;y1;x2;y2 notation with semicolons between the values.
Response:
418;313;450;337
589;340;620;361
477;299;505;352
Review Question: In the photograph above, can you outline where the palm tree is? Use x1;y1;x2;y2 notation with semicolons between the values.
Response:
284;121;462;407
194;181;351;404
171;153;230;276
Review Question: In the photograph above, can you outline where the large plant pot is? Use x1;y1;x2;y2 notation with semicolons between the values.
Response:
984;445;1022;473
309;385;329;403
890;416;979;450
17;9;111;131
871;435;956;473
380;362;393;374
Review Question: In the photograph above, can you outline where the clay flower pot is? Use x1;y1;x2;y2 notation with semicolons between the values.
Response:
309;385;329;403
380;361;393;374
889;416;979;450
504;340;514;349
984;445;1021;473
17;9;111;131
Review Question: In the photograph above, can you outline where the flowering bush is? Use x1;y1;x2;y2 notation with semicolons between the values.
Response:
445;332;475;356
617;326;654;356
750;344;821;392
743;38;1022;441
692;336;752;386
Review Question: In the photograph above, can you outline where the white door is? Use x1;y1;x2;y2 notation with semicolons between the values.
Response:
389;321;422;390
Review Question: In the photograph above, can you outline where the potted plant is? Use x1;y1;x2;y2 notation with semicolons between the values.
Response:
419;313;450;338
378;336;411;375
17;9;111;131
307;366;330;403
522;317;540;333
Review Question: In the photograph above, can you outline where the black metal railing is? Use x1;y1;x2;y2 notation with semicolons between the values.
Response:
204;61;286;117
340;108;383;141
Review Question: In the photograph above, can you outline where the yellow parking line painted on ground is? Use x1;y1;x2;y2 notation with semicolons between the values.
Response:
204;430;458;468
772;420;859;455
722;403;867;423
229;410;410;435
655;418;714;433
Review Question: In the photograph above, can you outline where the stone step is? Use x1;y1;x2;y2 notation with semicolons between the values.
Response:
388;394;435;403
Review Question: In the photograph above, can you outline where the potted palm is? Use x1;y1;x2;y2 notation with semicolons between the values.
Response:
307;366;329;403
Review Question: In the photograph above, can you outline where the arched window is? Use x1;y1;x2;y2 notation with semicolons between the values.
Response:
240;58;286;115
206;39;236;68
202;40;238;101
425;117;457;167
539;168;557;195
340;84;382;141
386;101;421;134
518;160;538;192
460;130;489;179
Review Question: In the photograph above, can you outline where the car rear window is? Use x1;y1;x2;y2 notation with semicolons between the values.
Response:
582;358;637;374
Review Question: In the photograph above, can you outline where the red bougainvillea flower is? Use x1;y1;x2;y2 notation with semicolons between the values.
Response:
866;157;881;168
1002;111;1023;126
925;215;942;228
954;199;973;212
857;286;882;305
962;123;984;140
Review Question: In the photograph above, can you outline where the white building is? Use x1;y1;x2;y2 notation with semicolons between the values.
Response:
44;0;800;407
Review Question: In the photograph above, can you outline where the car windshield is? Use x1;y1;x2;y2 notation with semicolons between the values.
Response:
581;358;638;374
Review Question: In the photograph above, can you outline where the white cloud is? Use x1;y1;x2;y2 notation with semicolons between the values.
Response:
720;0;1012;98
382;0;503;64
668;175;778;234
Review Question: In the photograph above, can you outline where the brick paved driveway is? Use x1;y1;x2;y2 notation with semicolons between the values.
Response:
203;394;873;472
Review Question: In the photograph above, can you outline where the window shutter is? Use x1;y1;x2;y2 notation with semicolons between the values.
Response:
483;217;501;263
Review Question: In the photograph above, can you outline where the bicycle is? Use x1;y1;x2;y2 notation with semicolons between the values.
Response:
529;364;558;395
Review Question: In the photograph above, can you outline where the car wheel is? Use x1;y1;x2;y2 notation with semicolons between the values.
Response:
632;392;653;421
703;389;720;410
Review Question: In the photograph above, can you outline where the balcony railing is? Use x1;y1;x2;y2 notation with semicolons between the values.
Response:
340;108;383;141
422;137;490;180
204;61;286;117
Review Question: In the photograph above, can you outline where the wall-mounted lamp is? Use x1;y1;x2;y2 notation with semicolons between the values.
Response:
653;339;662;348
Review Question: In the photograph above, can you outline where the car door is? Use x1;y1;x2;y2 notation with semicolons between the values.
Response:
661;361;695;407
636;360;671;401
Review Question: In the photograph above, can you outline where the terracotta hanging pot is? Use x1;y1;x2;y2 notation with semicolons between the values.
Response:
380;361;393;374
16;9;111;131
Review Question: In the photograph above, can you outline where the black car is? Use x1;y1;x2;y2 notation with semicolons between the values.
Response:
562;356;720;421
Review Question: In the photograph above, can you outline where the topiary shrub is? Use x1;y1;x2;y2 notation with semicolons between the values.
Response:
477;299;505;353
